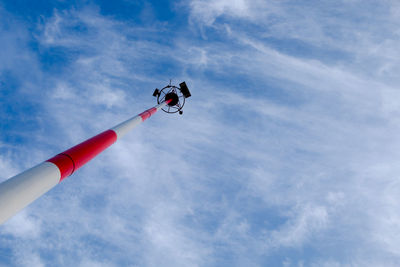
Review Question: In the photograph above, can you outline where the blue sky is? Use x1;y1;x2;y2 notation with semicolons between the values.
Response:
1;0;400;266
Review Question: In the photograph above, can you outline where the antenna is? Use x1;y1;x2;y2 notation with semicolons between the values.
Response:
152;81;191;115
0;82;191;225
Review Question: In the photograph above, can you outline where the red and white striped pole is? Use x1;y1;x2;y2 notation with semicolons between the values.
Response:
0;100;171;225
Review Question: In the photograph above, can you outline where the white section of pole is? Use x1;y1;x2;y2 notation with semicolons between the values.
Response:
155;101;169;111
111;101;168;139
0;162;60;224
111;116;142;139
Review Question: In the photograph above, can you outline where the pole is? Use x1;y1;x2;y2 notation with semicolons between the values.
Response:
0;100;170;225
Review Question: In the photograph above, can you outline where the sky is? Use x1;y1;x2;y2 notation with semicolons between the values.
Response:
1;0;400;266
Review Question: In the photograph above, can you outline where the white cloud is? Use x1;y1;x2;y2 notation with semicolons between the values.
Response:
189;0;253;25
269;205;328;247
2;1;400;266
0;211;41;239
0;155;18;182
189;0;400;85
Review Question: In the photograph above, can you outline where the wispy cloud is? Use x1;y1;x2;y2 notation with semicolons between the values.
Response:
2;1;400;266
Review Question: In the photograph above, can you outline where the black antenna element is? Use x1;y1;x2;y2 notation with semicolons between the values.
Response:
153;81;191;115
152;89;160;97
179;82;191;98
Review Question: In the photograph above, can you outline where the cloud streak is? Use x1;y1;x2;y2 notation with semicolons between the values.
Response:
1;1;400;266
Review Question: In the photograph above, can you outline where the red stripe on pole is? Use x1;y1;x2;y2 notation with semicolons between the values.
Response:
47;154;75;178
47;130;117;182
139;107;157;121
